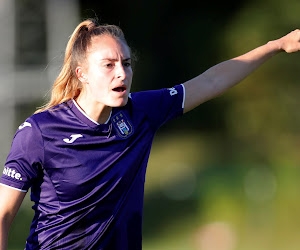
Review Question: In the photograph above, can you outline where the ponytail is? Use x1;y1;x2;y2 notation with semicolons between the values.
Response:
35;19;128;113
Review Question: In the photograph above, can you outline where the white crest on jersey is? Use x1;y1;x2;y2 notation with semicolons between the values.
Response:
63;134;83;144
18;122;32;130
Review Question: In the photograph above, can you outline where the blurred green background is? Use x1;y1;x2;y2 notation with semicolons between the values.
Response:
4;0;300;249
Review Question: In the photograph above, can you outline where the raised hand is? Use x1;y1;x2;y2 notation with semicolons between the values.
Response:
275;29;300;53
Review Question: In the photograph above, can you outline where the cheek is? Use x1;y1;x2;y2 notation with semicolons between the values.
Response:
88;72;109;89
86;65;106;81
86;80;108;99
127;70;133;82
128;67;133;76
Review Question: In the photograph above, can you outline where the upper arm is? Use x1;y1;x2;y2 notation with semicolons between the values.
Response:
0;185;26;250
182;58;249;113
182;74;215;113
0;184;26;224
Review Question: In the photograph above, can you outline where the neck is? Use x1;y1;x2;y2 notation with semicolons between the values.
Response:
75;96;112;124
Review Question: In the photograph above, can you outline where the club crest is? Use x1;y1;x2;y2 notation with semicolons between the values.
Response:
112;111;134;139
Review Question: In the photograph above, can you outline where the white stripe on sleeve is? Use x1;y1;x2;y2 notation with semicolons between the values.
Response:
0;183;27;193
180;83;186;109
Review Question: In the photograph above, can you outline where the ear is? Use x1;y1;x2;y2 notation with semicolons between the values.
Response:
76;66;88;83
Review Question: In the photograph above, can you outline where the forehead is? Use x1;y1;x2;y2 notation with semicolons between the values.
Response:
87;35;131;59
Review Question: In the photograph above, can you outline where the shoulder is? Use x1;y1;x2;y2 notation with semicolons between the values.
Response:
130;85;184;102
30;102;71;125
129;84;185;111
127;85;185;129
15;102;71;137
33;102;70;118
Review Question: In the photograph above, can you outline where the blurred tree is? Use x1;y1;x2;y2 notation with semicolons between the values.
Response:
222;0;300;163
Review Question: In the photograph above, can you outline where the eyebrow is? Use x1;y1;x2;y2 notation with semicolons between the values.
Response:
100;58;131;62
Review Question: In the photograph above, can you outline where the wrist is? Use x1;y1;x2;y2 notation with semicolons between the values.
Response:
266;39;283;55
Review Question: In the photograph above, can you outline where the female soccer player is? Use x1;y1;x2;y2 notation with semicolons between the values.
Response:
0;19;300;249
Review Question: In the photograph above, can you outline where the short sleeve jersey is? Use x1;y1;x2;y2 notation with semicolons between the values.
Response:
1;84;185;249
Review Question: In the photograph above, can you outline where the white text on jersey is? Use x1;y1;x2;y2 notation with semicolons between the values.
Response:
168;87;178;96
3;167;22;180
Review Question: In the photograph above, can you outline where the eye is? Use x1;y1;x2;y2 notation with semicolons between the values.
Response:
105;63;114;68
123;62;131;67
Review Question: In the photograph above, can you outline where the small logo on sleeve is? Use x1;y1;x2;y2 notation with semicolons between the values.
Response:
112;111;134;139
18;122;32;130
3;167;22;180
63;134;83;144
168;87;178;96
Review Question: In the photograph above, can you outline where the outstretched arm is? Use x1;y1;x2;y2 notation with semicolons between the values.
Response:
0;185;26;250
183;29;300;113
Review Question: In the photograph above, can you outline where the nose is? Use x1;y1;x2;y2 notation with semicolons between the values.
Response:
116;64;126;80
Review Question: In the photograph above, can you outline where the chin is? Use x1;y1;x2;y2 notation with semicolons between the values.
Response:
112;97;129;107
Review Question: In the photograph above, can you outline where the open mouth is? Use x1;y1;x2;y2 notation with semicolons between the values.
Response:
112;86;126;92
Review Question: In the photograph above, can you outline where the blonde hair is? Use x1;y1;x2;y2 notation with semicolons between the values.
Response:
36;19;129;113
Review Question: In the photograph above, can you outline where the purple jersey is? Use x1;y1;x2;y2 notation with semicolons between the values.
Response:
1;84;185;249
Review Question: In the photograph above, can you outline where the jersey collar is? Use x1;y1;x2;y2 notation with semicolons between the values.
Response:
67;99;112;130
